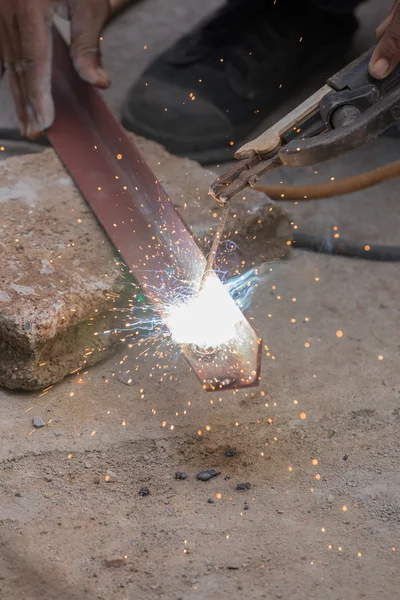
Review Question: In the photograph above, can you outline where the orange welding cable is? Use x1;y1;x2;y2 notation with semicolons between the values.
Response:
253;159;400;200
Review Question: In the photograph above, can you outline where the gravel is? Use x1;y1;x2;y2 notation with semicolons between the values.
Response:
196;470;221;481
32;416;45;428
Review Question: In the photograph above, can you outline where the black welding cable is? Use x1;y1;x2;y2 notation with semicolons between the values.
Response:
253;161;400;261
292;233;400;261
0;128;50;147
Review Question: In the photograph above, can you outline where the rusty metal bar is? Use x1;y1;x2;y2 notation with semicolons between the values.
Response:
47;28;261;391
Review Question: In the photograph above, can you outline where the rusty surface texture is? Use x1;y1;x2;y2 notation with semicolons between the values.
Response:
47;29;261;391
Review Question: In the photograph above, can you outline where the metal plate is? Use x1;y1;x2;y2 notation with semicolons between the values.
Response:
47;28;261;391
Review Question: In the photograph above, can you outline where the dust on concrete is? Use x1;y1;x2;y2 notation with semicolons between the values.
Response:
1;248;399;600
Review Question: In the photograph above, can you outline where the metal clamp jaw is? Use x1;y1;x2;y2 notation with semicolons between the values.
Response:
210;46;400;204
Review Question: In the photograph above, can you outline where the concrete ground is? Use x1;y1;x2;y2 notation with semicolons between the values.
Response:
1;1;399;600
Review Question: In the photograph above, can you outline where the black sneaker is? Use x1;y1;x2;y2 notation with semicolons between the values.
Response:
122;0;358;163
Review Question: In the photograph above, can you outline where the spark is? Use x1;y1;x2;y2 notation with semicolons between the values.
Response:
97;236;273;391
164;275;239;347
118;266;265;374
39;385;53;398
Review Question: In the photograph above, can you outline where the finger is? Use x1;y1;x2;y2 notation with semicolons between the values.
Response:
0;0;54;138
0;8;29;133
0;18;5;79
376;0;400;40
369;2;400;79
376;14;393;41
16;0;55;136
69;0;111;89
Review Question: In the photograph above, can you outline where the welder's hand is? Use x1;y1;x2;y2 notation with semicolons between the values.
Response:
0;0;111;139
369;0;400;79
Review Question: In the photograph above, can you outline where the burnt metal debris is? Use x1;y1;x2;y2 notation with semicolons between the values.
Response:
196;470;221;482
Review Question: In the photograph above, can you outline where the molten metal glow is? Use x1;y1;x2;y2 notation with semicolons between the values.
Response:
101;263;265;390
164;274;244;348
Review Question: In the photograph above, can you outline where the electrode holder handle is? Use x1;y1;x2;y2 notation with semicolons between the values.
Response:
281;48;400;167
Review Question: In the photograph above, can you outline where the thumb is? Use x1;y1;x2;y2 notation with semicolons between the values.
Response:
69;0;111;88
369;2;400;79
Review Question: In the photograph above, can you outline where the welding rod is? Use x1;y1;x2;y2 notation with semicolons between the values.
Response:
200;203;230;290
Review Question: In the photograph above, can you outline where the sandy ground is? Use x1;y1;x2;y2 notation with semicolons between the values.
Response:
1;0;400;599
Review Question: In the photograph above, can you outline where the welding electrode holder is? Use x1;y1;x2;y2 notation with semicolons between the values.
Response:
210;46;400;203
283;48;400;167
